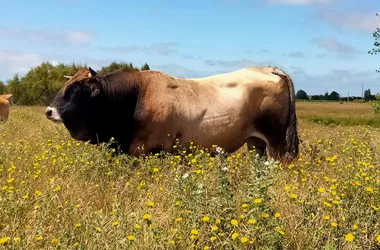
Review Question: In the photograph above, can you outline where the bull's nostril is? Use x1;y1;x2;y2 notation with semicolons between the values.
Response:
46;109;52;117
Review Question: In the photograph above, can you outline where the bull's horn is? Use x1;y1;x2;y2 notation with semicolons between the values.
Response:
63;75;73;79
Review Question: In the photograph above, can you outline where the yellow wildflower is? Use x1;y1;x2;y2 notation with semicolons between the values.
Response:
231;232;239;240
202;216;210;222
318;187;325;193
241;237;248;243
345;233;354;242
261;213;269;218
248;219;257;224
231;219;238;226
143;214;151;220
0;237;10;244
146;201;154;207
176;217;182;222
253;198;262;204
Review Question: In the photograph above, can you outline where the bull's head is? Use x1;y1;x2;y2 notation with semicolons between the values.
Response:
45;67;101;141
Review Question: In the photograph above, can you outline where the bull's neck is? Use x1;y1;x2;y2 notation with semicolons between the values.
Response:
89;76;141;149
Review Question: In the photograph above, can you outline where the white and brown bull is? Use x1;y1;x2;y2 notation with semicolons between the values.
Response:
45;66;299;163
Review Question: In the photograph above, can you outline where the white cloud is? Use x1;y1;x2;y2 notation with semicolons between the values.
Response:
99;42;197;59
316;11;380;32
0;27;94;46
312;37;360;54
291;67;380;96
65;31;93;45
284;51;307;58
0;50;45;79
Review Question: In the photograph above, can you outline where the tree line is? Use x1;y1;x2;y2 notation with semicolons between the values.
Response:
0;61;150;106
296;89;379;102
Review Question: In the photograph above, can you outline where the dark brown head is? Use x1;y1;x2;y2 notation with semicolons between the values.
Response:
45;67;101;141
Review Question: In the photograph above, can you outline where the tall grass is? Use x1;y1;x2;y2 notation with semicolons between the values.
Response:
297;102;380;127
0;105;379;249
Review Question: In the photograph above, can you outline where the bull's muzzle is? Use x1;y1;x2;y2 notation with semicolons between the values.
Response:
45;107;62;123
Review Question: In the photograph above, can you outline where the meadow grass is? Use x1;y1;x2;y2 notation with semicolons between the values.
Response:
296;102;380;127
0;105;379;249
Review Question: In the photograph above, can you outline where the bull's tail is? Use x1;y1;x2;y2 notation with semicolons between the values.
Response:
271;67;299;162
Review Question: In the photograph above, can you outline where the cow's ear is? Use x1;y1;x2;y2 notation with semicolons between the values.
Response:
90;82;101;97
88;67;98;77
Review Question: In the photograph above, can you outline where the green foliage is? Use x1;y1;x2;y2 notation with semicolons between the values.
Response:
18;62;85;105
296;89;308;100
328;91;340;101
141;62;150;71
364;89;376;101
0;81;5;94
6;74;22;104
98;61;144;75
368;13;380;72
0;61;151;106
370;102;380;114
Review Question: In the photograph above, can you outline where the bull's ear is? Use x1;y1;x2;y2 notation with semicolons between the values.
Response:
88;67;98;77
90;82;101;97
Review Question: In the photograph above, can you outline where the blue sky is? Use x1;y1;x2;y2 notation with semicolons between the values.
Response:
0;0;379;96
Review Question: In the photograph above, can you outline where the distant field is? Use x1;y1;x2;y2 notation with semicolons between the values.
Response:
296;102;380;127
0;105;379;249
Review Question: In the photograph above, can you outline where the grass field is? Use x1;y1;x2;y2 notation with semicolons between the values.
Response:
0;103;379;249
296;102;380;127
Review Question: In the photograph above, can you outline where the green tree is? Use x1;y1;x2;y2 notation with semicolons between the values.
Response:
6;74;22;105
17;62;85;105
141;63;150;71
329;91;340;101
364;89;375;101
98;61;140;75
368;13;380;72
0;60;150;106
296;89;308;100
0;81;5;94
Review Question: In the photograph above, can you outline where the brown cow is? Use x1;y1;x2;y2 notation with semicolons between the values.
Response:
45;66;299;163
0;94;13;122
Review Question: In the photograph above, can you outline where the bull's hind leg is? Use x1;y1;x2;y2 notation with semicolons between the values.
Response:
247;137;267;159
